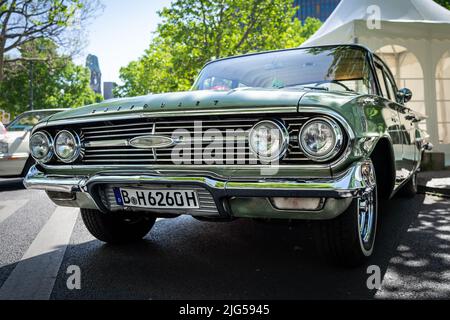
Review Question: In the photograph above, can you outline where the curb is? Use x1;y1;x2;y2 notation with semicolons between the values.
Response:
418;185;450;198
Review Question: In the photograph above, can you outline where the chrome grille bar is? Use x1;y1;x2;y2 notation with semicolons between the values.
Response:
71;116;312;165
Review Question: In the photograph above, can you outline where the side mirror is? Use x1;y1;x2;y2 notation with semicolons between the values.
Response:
397;88;412;104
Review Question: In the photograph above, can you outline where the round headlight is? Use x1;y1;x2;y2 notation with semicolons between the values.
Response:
249;120;289;161
30;131;53;163
299;118;343;162
54;130;80;163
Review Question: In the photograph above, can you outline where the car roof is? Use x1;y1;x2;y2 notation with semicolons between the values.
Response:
203;44;373;67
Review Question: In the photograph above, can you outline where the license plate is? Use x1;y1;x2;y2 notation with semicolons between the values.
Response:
113;187;200;209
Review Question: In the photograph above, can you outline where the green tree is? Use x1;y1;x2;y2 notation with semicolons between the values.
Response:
116;0;321;97
434;0;450;9
0;0;103;82
0;39;102;116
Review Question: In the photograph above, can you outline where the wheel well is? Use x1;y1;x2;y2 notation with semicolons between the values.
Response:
20;156;35;177
370;138;395;200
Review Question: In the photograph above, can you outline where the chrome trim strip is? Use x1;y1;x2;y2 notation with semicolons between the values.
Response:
84;139;129;148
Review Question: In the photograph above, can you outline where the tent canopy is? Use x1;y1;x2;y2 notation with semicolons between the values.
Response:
300;0;450;166
302;0;450;47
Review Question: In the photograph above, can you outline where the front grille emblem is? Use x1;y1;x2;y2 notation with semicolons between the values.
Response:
129;135;177;149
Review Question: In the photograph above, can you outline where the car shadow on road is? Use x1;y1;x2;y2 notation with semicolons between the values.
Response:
1;194;448;300
0;179;25;192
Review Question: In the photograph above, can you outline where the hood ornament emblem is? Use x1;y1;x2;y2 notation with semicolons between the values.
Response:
129;135;177;149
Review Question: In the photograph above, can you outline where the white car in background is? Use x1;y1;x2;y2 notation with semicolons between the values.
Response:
0;109;67;177
0;123;7;151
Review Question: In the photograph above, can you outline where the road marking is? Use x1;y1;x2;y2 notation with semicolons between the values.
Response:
0;207;79;300
0;200;28;224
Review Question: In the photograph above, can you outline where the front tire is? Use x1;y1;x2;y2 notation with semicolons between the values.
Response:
314;165;378;267
81;209;156;244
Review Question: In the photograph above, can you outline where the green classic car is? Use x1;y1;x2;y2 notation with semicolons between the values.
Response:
24;45;432;266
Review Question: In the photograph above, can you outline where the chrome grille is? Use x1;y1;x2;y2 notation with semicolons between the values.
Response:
73;115;313;165
102;184;219;216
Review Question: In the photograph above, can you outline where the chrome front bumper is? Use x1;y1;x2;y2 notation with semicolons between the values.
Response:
24;160;375;220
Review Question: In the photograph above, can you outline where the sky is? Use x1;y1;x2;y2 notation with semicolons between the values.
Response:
75;0;173;84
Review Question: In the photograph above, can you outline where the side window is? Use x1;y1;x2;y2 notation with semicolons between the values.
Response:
384;73;397;103
375;65;388;98
382;65;399;103
368;68;377;95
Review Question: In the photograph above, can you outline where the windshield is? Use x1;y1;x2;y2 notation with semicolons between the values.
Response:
6;111;58;132
193;46;374;94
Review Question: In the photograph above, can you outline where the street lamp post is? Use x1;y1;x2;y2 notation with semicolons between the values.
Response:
26;44;46;111
29;60;34;111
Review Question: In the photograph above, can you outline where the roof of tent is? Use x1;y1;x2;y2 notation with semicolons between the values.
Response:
301;0;450;47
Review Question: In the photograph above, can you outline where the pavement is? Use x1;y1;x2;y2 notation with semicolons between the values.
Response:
418;170;450;197
0;177;450;299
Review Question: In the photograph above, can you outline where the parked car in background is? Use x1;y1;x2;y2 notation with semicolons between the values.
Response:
24;45;431;266
0;122;7;155
0;122;6;140
0;109;67;177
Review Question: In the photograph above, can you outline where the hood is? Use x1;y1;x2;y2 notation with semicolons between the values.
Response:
46;88;361;123
47;88;308;122
298;90;360;111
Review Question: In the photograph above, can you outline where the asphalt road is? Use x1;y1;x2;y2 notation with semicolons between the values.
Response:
0;178;449;300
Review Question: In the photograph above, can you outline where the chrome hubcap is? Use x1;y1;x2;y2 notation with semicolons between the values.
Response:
358;190;375;246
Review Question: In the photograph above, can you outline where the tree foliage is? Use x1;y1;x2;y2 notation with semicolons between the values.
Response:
116;0;322;97
0;0;103;81
0;39;102;116
434;0;450;10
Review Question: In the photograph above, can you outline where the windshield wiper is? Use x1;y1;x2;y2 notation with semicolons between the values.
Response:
302;86;329;91
281;85;329;91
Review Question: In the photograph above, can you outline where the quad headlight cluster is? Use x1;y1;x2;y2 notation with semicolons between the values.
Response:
299;118;344;162
249;117;344;163
249;120;289;161
30;130;81;164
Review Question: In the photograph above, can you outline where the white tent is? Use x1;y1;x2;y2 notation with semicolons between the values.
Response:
301;0;450;166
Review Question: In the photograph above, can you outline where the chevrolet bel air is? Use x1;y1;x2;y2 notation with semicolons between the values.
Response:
24;45;432;266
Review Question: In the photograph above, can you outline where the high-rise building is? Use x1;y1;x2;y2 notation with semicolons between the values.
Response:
103;82;117;100
294;0;341;23
86;54;102;95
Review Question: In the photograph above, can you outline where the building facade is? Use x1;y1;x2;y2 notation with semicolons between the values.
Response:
294;0;341;23
86;54;102;95
103;82;117;100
